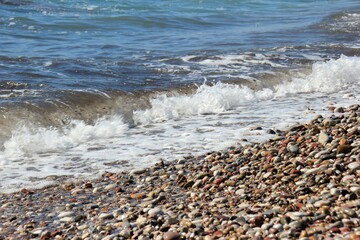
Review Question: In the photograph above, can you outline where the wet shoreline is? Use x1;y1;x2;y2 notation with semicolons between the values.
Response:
0;104;359;239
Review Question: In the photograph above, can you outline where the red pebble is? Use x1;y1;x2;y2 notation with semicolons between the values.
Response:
329;227;340;233
213;178;225;185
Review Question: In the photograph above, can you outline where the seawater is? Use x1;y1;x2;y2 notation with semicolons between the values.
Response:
0;0;359;192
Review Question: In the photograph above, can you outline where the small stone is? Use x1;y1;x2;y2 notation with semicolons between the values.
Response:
192;180;202;188
166;217;178;225
339;138;348;145
40;230;51;239
58;211;75;218
163;231;181;240
318;131;331;146
130;192;146;199
330;188;341;196
314;200;331;208
261;223;273;230
59;217;75;223
98;213;114;220
286;212;307;220
342;175;355;183
266;129;276;134
20;188;34;195
130;169;146;175
250;126;262;131
62;183;75;191
119;229;131;238
105;184;116;190
323;119;336;127
289;221;302;230
30;228;44;236
295;180;307;186
262;172;272;179
148;207;163;217
348;162;360;171
250;215;264;227
342;208;356;217
334;107;345;113
77;224;89;231
180;219;193;227
136;216;147;226
337;145;352;154
225;180;236;186
350;186;360;194
84;182;93;188
287;143;299;154
329;227;341;233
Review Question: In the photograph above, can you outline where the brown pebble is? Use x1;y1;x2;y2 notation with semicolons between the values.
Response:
213;178;225;185
337;145;352;154
329;227;340;233
163;231;181;240
250;215;264;227
114;187;124;193
130;192;146;199
20;188;34;195
339;138;348;145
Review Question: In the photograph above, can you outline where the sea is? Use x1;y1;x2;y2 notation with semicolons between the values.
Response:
0;0;359;193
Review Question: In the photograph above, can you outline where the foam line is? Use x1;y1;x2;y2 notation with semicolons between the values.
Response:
134;55;360;124
3;115;127;155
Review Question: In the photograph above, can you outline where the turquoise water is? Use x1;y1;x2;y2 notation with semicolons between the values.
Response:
0;0;360;191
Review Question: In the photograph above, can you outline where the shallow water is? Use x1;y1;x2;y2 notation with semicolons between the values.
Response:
0;0;359;192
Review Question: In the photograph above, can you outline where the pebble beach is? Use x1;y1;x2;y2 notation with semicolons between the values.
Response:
0;104;359;240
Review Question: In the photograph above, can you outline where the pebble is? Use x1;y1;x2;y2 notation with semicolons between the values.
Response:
105;184;117;190
98;213;114;220
130;192;146;199
287;212;307;220
148;207;163;217
330;188;342;196
337;145;353;154
163;231;182;240
130;169;147;175
77;224;89;230
341;208;356;217
318;131;331;145
59;217;75;223
58;211;75;218
348;162;360;171
136;216;147;226
287;143;300;154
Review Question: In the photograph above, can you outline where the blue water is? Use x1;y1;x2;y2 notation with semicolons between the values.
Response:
0;0;360;192
1;0;359;91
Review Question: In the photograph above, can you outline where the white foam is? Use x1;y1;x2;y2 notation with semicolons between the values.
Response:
182;53;286;68
133;82;273;124
135;55;360;124
3;115;127;155
275;55;360;96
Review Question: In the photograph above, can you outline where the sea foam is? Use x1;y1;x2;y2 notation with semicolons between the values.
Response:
3;115;127;155
3;56;359;156
0;56;359;193
134;55;360;124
